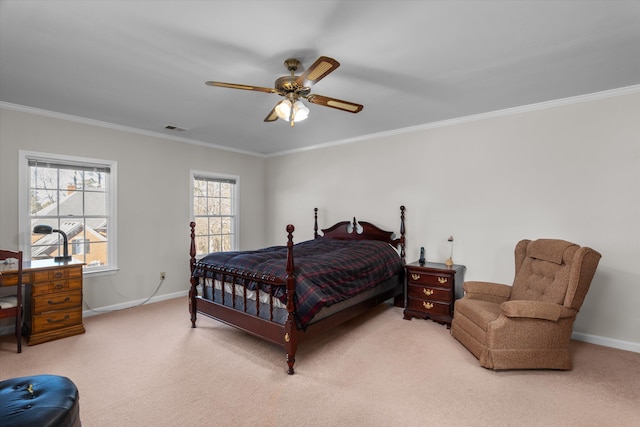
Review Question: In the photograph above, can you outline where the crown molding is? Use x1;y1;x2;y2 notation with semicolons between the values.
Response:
3;84;638;159
267;85;640;157
0;101;267;158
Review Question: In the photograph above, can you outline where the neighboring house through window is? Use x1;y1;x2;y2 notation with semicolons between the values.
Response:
19;151;117;275
191;171;238;257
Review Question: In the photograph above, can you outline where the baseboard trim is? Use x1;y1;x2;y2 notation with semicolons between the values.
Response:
571;331;640;353
4;298;637;354
82;290;189;318
0;291;189;336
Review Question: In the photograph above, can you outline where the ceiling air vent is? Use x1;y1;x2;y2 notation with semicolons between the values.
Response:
164;125;187;132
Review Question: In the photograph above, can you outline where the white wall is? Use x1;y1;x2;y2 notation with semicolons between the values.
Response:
0;108;267;312
2;91;638;351
266;92;640;350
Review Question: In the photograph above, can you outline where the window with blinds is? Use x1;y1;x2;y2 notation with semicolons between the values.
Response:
20;152;117;273
191;172;238;256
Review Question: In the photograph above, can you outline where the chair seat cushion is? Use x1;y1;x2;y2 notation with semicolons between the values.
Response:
0;375;80;427
0;295;18;309
454;298;502;331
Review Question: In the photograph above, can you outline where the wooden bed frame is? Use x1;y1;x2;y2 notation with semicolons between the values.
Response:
189;206;406;374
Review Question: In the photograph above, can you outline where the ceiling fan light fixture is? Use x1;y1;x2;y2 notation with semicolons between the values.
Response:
275;99;292;120
275;99;309;123
292;100;309;121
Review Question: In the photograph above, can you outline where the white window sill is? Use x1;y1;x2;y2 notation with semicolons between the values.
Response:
83;267;119;278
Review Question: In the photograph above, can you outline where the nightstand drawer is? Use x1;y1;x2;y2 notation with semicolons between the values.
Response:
406;298;450;317
31;307;82;334
32;278;82;296
407;271;453;289
407;283;451;302
33;290;82;314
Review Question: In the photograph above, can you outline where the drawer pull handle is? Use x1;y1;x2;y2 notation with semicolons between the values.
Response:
48;297;70;305
411;273;420;281
423;289;434;296
54;283;65;290
438;277;448;284
47;314;70;324
423;301;434;310
54;272;64;279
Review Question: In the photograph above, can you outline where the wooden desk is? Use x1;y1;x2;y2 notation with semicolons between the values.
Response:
1;259;85;345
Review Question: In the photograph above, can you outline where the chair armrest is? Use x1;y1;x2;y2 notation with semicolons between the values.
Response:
500;300;577;321
462;281;512;303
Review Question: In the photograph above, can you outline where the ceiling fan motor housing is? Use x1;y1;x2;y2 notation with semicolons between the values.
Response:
275;76;310;96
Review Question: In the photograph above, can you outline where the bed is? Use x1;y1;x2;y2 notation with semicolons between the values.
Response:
189;206;406;374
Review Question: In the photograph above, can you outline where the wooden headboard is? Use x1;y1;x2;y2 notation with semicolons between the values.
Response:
313;206;406;262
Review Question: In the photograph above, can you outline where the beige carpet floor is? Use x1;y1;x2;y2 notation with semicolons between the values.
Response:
1;297;639;426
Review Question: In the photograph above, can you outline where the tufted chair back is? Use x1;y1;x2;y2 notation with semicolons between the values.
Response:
510;239;600;311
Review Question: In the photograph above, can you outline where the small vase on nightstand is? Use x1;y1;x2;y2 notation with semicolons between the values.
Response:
445;236;454;267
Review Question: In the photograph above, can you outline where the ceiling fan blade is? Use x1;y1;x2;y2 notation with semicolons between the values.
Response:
205;81;280;94
264;106;279;122
295;56;340;87
306;94;363;113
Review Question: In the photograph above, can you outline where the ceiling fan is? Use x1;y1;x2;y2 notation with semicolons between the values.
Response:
205;56;363;127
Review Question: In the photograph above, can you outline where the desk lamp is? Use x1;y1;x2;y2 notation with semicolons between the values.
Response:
33;225;72;262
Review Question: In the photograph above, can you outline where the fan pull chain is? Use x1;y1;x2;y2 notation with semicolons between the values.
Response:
289;104;295;127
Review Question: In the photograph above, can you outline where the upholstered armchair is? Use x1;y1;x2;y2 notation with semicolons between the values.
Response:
450;239;601;370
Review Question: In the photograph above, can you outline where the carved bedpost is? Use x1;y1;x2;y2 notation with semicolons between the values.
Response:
284;224;298;374
189;221;198;328
400;205;406;264
314;208;319;239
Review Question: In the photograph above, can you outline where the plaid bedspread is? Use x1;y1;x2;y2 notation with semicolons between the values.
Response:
193;238;403;328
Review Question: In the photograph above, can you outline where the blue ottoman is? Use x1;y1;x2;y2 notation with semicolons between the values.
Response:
0;375;81;427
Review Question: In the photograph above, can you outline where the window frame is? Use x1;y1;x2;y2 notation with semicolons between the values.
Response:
190;170;239;259
18;150;118;276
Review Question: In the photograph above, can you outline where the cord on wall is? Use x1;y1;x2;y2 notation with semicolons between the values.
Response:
83;276;166;313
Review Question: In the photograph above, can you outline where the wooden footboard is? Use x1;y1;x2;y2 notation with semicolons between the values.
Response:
189;206;406;374
190;222;298;372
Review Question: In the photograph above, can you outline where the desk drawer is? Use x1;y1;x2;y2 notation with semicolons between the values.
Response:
0;272;31;287
32;278;82;296
32;266;82;282
33;290;81;314
31;307;82;334
33;269;67;282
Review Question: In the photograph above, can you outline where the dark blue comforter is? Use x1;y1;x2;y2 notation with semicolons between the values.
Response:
193;238;403;328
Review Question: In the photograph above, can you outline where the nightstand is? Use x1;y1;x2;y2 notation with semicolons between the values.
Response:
403;261;466;328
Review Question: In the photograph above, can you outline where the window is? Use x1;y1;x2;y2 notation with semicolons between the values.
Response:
72;238;90;255
191;171;238;256
19;151;117;275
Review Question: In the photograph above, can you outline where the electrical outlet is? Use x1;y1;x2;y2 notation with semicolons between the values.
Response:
160;272;166;280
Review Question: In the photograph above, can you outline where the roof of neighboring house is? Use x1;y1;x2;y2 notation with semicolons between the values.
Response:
32;190;107;257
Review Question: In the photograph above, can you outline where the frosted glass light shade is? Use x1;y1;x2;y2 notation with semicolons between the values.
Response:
275;99;309;122
292;100;309;121
275;100;291;120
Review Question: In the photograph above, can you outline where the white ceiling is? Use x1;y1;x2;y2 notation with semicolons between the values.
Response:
1;1;639;156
